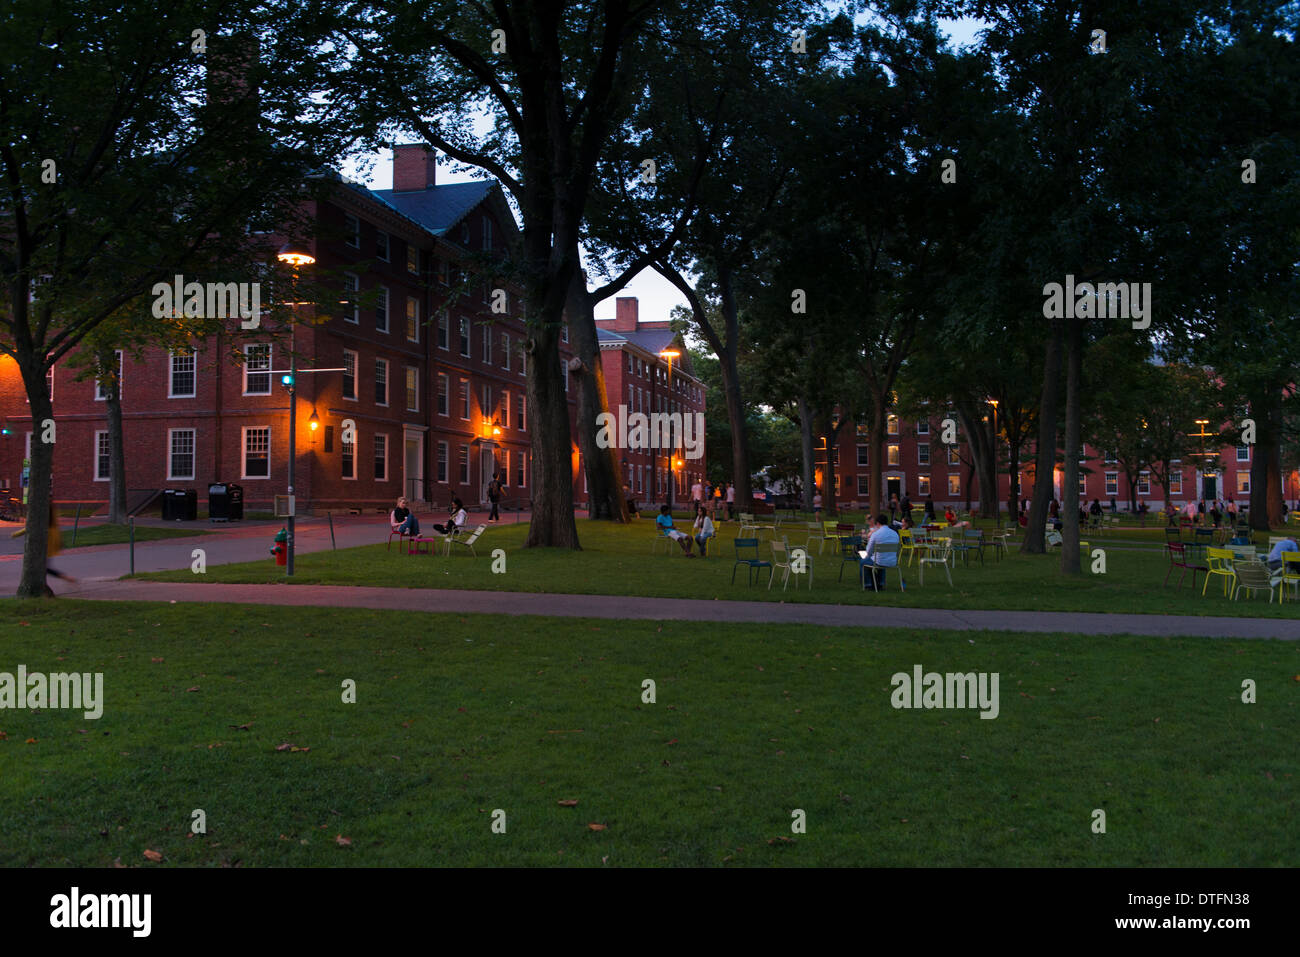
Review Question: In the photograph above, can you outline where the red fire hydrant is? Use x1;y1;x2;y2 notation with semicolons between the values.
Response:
271;527;288;566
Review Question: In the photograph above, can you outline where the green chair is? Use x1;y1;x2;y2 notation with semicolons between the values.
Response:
861;542;904;592
731;538;772;586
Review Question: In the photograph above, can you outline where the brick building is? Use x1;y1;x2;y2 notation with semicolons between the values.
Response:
0;147;587;515
596;297;706;504
820;412;1279;512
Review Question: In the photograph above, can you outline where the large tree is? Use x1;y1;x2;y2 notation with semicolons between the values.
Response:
0;1;360;596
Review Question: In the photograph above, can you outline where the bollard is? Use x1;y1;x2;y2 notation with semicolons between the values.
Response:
71;503;82;547
328;511;336;550
129;517;135;576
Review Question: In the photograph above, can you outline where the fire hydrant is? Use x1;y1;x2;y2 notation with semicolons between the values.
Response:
271;527;288;566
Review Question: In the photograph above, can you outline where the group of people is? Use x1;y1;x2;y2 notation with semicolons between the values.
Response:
655;503;716;557
389;496;467;540
625;479;736;520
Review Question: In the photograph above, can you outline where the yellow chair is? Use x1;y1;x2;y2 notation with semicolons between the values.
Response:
899;529;914;566
1279;551;1300;603
1202;547;1235;598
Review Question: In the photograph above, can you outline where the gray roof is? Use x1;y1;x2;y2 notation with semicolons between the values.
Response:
369;182;495;237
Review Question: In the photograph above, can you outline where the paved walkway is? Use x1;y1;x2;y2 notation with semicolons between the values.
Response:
67;579;1300;639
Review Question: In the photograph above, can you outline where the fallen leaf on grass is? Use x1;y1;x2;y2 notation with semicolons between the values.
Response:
766;836;795;845
666;739;678;746
151;657;164;663
557;799;579;807
335;835;351;846
275;743;293;752
0;731;7;740
289;746;311;753
143;849;162;862
587;823;607;831
186;686;200;693
25;737;36;744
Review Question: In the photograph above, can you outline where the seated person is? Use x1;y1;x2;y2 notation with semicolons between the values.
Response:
859;513;900;588
692;504;715;556
656;505;694;557
623;484;638;518
1266;536;1298;573
943;507;957;524
1018;512;1029;528
433;497;468;536
390;497;420;537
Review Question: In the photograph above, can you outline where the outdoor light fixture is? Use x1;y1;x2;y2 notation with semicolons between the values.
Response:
309;411;319;432
276;242;316;267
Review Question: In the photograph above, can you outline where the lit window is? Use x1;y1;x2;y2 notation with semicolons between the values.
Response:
1105;472;1118;496
406;297;419;342
1137;472;1150;495
405;367;418;412
948;475;960;496
887;415;899;435
244;344;271;395
947;447;959;465
1169;471;1182;495
1237;473;1250;494
887;445;900;466
407;244;419;275
917;475;931;496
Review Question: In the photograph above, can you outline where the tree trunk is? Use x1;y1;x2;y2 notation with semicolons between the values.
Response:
523;323;581;549
98;346;128;524
1060;319;1083;574
1006;428;1021;523
1249;389;1284;530
869;401;887;520
17;357;54;598
716;268;751;511
566;270;627;522
1021;323;1062;555
961;408;997;520
797;394;815;512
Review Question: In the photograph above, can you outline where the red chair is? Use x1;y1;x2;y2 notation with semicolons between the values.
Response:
1164;542;1207;589
387;510;411;551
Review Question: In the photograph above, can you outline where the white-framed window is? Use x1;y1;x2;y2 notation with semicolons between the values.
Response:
168;429;195;480
374;357;388;406
857;445;869;467
459;317;471;357
405;367;418;412
481;383;492;419
887;445;900;466
437;373;449;415
1104;449;1117;464
344;213;360;248
502;332;511;370
947;447;960;465
374;433;388;481
918;444;930;466
627;353;634;374
406;296;419;342
342;349;357;400
341;431;356;480
917;475;931;496
1079;471;1087;494
1237;472;1250;494
459;444;470;484
916;420;929;434
517;394;526;432
887;414;899;435
515;450;527;488
438;312;449;350
243;426;270;478
94;431;111;481
343;272;360;323
502;451;512;487
520;341;527;376
460;378;470;420
482;215;493;251
169;350;196;398
243;344;271;395
482;325;492;364
406;244;419;275
95;350;123;401
1105;472;1118;496
376;230;389;261
437;442;449;483
1169;471;1182;494
375;286;389;332
948;475;960;496
501;389;510;428
1236;445;1250;462
1137;471;1150;495
857;475;871;495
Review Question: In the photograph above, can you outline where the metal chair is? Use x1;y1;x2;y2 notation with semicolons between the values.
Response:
918;542;954;587
1202;547;1236;598
446;524;487;557
731;538;773;586
1231;560;1275;602
769;539;812;590
861;541;904;592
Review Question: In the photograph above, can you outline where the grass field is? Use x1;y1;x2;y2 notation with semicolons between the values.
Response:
0;600;1295;867
137;518;1300;618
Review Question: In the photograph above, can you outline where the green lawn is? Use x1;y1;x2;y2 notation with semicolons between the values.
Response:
138;518;1300;618
65;524;208;548
0;600;1295;866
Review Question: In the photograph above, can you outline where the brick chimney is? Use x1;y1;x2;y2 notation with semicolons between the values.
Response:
613;296;639;332
393;144;437;191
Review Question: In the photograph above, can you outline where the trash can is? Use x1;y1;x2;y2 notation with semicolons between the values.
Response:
208;482;244;522
163;488;197;521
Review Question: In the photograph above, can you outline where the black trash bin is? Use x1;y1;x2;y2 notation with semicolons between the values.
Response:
208;482;244;522
163;488;197;521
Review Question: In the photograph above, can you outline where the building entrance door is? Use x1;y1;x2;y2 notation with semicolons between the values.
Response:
1202;475;1217;502
404;432;424;503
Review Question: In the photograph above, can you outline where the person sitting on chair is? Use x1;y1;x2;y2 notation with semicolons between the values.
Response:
390;496;420;537
859;513;899;589
692;504;715;557
434;497;467;536
1266;536;1298;573
656;505;694;557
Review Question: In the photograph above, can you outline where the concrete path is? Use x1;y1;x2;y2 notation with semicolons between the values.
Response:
66;579;1300;639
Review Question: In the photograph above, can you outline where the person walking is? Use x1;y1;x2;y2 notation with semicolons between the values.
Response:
11;502;77;597
486;472;503;523
725;482;735;520
691;478;703;509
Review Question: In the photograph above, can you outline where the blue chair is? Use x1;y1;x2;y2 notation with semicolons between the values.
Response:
836;536;862;582
731;538;772;585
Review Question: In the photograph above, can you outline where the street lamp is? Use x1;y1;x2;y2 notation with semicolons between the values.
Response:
276;241;316;576
987;398;1001;526
660;347;680;511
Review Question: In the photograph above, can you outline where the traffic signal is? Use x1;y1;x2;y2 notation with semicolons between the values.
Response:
281;373;294;388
